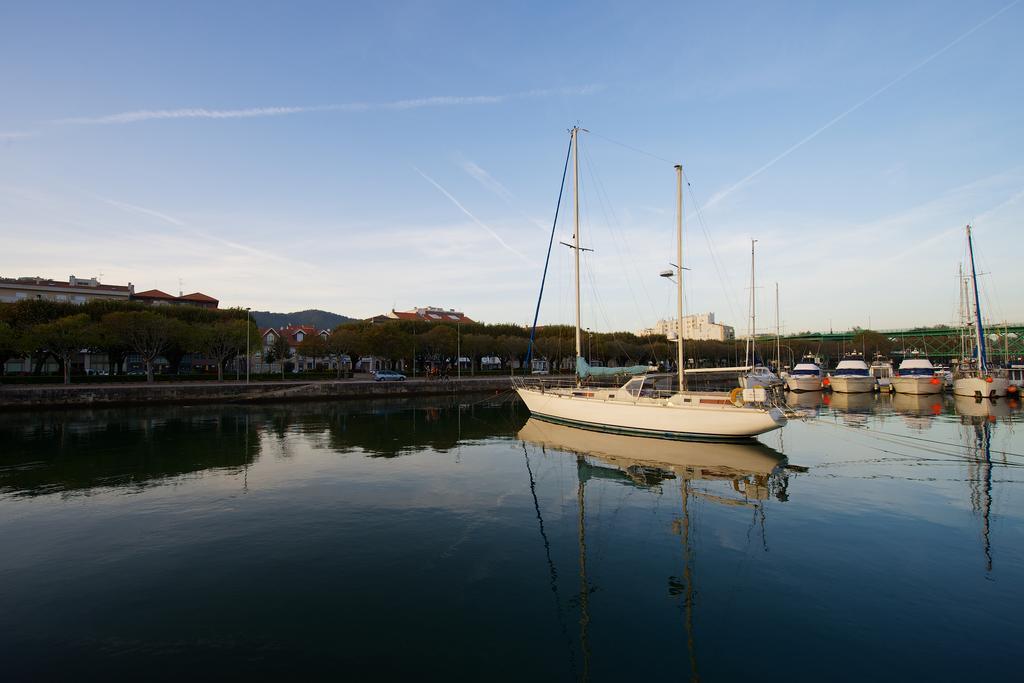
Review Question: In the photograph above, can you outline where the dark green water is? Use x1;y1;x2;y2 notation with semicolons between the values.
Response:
1;392;1022;681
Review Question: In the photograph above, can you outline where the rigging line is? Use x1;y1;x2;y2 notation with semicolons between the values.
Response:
579;141;663;330
587;129;675;166
526;134;573;367
579;139;662;359
802;415;1024;462
522;442;578;677
587;127;744;330
680;168;742;324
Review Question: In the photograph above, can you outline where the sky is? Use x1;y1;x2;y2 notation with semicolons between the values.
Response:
1;0;1021;334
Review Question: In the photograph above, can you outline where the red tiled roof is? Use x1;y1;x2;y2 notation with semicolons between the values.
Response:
179;292;218;303
134;289;177;299
387;308;475;324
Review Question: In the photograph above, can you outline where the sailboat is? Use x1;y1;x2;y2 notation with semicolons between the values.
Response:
952;225;1009;398
514;128;786;441
739;240;783;389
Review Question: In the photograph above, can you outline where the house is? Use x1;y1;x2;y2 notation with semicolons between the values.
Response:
257;325;339;372
0;275;133;304
133;289;219;309
375;306;475;324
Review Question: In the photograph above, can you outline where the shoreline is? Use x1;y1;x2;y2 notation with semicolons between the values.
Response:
0;376;517;411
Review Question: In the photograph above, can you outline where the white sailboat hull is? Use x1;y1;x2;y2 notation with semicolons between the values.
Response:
891;376;942;395
828;376;876;393
515;386;785;441
785;376;822;392
953;376;1009;398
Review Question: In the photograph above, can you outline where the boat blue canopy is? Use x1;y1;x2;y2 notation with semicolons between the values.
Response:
576;356;652;379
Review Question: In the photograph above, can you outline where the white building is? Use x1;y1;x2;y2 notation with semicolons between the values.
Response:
638;313;735;342
0;275;133;304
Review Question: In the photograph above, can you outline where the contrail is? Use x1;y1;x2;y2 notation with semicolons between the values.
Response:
52;85;603;126
414;166;534;265
704;0;1020;210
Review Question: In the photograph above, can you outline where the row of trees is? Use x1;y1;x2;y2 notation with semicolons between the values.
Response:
0;299;257;383
292;319;750;376
4;298;885;385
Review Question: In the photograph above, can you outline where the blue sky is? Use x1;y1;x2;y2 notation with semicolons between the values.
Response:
1;1;1021;333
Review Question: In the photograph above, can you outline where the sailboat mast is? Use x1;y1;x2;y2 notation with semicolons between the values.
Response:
746;240;757;367
572;127;582;366
775;282;780;372
675;164;686;391
966;224;987;371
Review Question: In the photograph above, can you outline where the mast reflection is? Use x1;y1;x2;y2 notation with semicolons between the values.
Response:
519;418;794;682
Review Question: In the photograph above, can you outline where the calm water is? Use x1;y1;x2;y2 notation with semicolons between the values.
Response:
1;392;1022;681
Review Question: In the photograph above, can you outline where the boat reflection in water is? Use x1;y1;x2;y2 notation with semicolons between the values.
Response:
518;418;789;494
892;393;944;431
823;392;876;427
785;390;825;417
518;417;794;681
953;395;1013;420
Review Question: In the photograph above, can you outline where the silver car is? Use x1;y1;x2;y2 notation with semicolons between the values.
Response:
373;370;406;382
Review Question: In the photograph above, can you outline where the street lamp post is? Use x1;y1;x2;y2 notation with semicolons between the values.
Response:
245;307;251;384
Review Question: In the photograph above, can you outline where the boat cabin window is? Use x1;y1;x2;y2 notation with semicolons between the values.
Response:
835;368;870;376
649;376;676;393
622;377;645;398
899;367;934;377
791;368;820;376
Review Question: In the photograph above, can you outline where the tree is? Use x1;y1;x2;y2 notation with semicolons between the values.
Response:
199;320;249;381
497;335;529;372
420;326;457;370
461;333;492;375
363;324;412;370
266;333;292;379
851;329;894;358
297;334;330;371
103;311;180;382
327;326;363;378
159;324;197;376
0;321;17;376
29;314;93;384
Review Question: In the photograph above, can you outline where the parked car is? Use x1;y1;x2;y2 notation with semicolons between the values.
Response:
373;370;406;382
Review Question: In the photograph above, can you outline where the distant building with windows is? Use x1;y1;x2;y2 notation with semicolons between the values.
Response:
372;306;475;324
0;274;218;308
638;312;735;342
0;275;134;304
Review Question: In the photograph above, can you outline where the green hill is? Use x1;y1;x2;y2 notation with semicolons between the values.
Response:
251;309;358;330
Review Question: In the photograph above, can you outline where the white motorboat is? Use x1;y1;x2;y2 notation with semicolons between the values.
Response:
785;355;823;392
892;355;943;395
826;352;875;393
514;129;785;442
869;354;895;391
952;225;1009;398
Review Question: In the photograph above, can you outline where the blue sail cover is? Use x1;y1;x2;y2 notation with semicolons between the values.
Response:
576;356;652;379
